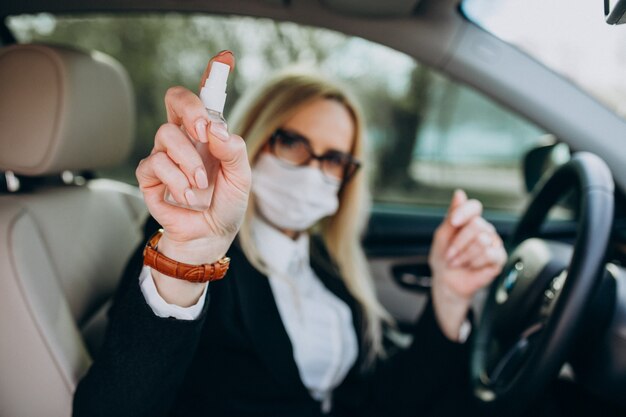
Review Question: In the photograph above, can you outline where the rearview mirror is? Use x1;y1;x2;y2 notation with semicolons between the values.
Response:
605;0;626;24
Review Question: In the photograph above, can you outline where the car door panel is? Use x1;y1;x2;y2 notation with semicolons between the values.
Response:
365;207;578;325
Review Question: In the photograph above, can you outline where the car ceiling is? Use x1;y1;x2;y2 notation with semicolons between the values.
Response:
0;0;463;72
0;0;429;18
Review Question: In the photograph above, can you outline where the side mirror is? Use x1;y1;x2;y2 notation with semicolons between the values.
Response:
605;0;626;24
523;142;571;193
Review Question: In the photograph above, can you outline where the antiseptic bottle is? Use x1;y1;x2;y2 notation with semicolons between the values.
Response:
164;61;230;211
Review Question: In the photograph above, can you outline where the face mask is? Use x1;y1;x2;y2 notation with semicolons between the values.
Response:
251;153;341;231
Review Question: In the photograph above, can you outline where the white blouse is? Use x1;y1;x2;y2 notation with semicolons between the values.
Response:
251;217;358;409
139;217;359;411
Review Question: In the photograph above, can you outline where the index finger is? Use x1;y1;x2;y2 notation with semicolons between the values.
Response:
199;50;235;93
164;87;211;143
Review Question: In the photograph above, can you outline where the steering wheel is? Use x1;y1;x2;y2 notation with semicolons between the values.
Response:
470;152;614;415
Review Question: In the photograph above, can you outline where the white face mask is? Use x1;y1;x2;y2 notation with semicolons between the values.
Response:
251;153;341;231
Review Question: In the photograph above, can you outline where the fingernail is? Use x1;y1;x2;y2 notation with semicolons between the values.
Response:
451;213;462;227
210;122;229;142
195;168;208;189
195;120;208;143
185;188;197;207
450;258;461;268
446;247;457;260
217;50;233;57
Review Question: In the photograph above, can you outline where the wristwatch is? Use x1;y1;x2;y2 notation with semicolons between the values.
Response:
143;229;230;283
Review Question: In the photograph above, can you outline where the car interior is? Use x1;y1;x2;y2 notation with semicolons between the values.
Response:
0;43;148;415
0;0;625;416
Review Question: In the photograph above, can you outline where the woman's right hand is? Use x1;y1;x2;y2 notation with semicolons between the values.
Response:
135;52;251;306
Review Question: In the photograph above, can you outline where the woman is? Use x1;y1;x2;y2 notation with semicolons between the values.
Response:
74;51;506;417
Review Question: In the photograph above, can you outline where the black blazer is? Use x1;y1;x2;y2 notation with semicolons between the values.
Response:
73;216;474;417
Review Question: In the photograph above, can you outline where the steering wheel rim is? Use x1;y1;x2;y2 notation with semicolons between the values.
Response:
470;152;614;415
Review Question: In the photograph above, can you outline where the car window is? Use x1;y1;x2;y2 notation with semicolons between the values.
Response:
462;0;626;123
7;13;549;213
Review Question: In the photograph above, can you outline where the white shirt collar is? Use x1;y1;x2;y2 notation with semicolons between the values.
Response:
251;216;310;276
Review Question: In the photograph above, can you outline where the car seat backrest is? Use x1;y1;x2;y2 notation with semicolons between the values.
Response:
0;44;147;417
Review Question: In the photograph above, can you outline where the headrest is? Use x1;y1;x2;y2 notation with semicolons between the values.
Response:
0;44;135;176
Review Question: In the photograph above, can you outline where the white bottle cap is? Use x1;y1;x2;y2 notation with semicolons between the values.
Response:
200;61;229;114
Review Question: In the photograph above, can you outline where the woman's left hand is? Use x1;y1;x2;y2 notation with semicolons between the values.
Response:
428;189;507;341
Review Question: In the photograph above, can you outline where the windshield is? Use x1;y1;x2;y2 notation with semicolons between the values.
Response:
462;0;626;121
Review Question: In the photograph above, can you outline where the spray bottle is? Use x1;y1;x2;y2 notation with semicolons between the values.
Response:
164;61;230;211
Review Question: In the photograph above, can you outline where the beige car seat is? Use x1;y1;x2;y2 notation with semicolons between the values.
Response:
0;44;147;416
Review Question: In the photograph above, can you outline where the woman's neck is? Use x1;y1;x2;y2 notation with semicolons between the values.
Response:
256;211;301;240
278;226;299;240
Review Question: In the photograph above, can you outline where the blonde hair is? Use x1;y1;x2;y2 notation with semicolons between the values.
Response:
229;70;392;362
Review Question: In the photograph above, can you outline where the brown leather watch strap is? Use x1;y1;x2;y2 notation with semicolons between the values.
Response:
143;229;230;283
